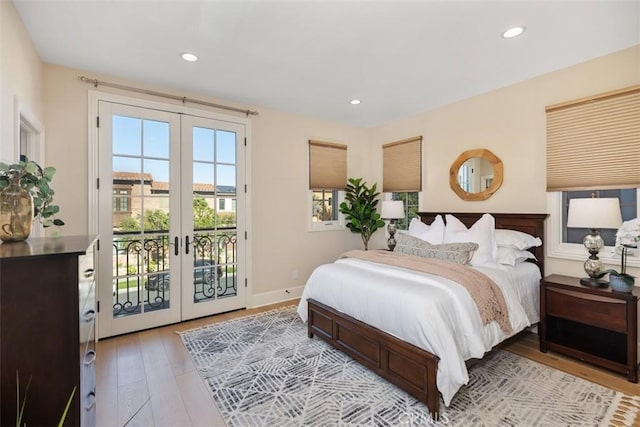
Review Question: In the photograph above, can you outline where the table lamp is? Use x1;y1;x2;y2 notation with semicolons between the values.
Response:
567;197;622;287
380;200;404;251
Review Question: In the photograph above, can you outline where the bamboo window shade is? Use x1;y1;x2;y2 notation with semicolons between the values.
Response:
383;136;422;192
546;85;640;191
308;140;348;190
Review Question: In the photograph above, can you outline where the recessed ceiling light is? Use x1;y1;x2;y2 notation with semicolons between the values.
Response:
350;99;361;105
181;52;199;62
502;26;525;39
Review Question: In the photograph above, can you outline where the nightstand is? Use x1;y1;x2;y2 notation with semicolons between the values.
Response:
540;274;639;382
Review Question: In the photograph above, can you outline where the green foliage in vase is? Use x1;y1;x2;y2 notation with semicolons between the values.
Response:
606;245;635;287
339;177;385;250
0;157;64;228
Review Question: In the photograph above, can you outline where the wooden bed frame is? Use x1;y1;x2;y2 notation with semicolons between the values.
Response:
307;212;547;417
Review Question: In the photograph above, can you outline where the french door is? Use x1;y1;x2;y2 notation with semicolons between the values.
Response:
97;101;246;338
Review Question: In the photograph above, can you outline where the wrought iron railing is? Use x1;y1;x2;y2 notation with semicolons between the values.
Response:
112;227;237;318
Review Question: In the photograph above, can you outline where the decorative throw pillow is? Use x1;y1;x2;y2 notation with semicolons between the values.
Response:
444;213;498;268
497;246;536;267
495;229;542;250
395;232;478;264
408;215;445;244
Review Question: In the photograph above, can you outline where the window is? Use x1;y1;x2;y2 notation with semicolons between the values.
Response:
546;86;639;191
391;192;419;230
546;86;640;266
112;188;131;212
382;136;422;192
383;137;422;231
218;198;226;211
563;190;638;246
312;190;338;222
308;140;347;230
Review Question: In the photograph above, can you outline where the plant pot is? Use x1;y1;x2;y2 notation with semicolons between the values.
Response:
609;275;634;293
0;183;33;242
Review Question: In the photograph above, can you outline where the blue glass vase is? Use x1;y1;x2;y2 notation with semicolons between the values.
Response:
609;275;634;293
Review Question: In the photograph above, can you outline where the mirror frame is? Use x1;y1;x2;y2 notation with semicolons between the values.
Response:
449;148;503;201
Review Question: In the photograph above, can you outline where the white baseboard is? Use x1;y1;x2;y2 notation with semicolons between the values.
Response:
248;285;304;308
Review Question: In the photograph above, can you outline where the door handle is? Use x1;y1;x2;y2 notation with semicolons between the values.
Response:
174;236;179;256
185;235;190;255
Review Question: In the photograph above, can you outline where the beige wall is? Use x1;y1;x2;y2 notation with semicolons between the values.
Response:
43;63;371;304
5;1;640;304
369;45;640;278
0;1;43;163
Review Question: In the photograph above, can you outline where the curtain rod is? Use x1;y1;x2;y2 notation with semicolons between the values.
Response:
78;76;259;117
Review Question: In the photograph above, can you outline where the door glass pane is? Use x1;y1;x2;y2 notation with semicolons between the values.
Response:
216;164;236;187
113;116;142;156
216;130;236;164
191;125;237;303
112;115;172;318
143;120;170;158
193;162;215;186
113;156;141;175
193;127;215;162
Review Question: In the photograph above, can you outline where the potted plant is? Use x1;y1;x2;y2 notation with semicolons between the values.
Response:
339;177;385;250
0;157;64;242
607;245;635;292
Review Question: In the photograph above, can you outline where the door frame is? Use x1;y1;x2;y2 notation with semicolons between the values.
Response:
87;91;252;339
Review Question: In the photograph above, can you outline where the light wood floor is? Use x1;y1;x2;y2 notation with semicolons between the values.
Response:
96;300;640;426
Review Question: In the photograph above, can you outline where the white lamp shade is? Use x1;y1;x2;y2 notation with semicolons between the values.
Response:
380;200;405;219
566;198;623;229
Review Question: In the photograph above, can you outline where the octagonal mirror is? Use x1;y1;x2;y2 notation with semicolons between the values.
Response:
449;148;503;201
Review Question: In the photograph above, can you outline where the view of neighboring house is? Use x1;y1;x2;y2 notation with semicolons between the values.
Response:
111;171;236;228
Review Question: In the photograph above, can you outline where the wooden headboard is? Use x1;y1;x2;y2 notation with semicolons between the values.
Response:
417;212;548;276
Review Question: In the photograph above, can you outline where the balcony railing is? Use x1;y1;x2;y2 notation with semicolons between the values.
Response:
112;227;237;318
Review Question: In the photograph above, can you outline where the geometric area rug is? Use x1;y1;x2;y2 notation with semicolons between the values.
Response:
179;306;640;426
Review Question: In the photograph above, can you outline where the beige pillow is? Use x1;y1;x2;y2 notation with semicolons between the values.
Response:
395;232;479;265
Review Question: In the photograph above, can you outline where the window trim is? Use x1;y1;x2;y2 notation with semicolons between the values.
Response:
308;189;345;232
547;192;640;268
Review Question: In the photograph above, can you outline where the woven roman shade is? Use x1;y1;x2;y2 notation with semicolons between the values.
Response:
383;136;422;192
308;140;347;190
546;85;640;191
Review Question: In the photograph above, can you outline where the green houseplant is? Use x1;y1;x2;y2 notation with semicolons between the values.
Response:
607;245;635;292
0;157;64;242
339;177;385;250
15;371;76;427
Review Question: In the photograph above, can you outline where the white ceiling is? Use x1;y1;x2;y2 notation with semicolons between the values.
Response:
13;0;640;128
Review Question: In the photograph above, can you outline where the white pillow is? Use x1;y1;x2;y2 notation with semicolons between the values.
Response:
495;229;542;250
408;216;445;244
497;246;536;267
444;213;498;268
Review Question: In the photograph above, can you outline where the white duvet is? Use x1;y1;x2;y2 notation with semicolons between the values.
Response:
296;258;540;406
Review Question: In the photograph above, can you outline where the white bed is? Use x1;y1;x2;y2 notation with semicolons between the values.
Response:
297;212;547;415
297;256;541;405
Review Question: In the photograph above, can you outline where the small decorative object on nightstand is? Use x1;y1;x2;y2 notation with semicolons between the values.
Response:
380;200;404;251
566;197;622;287
540;274;639;383
607;245;635;293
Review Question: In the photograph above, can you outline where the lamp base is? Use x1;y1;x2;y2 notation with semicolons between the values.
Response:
579;277;609;288
387;221;398;251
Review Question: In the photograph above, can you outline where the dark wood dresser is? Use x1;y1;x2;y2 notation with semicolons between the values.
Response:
540;274;639;382
0;235;97;426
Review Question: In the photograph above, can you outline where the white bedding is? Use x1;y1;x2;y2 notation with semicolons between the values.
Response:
296;258;541;406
